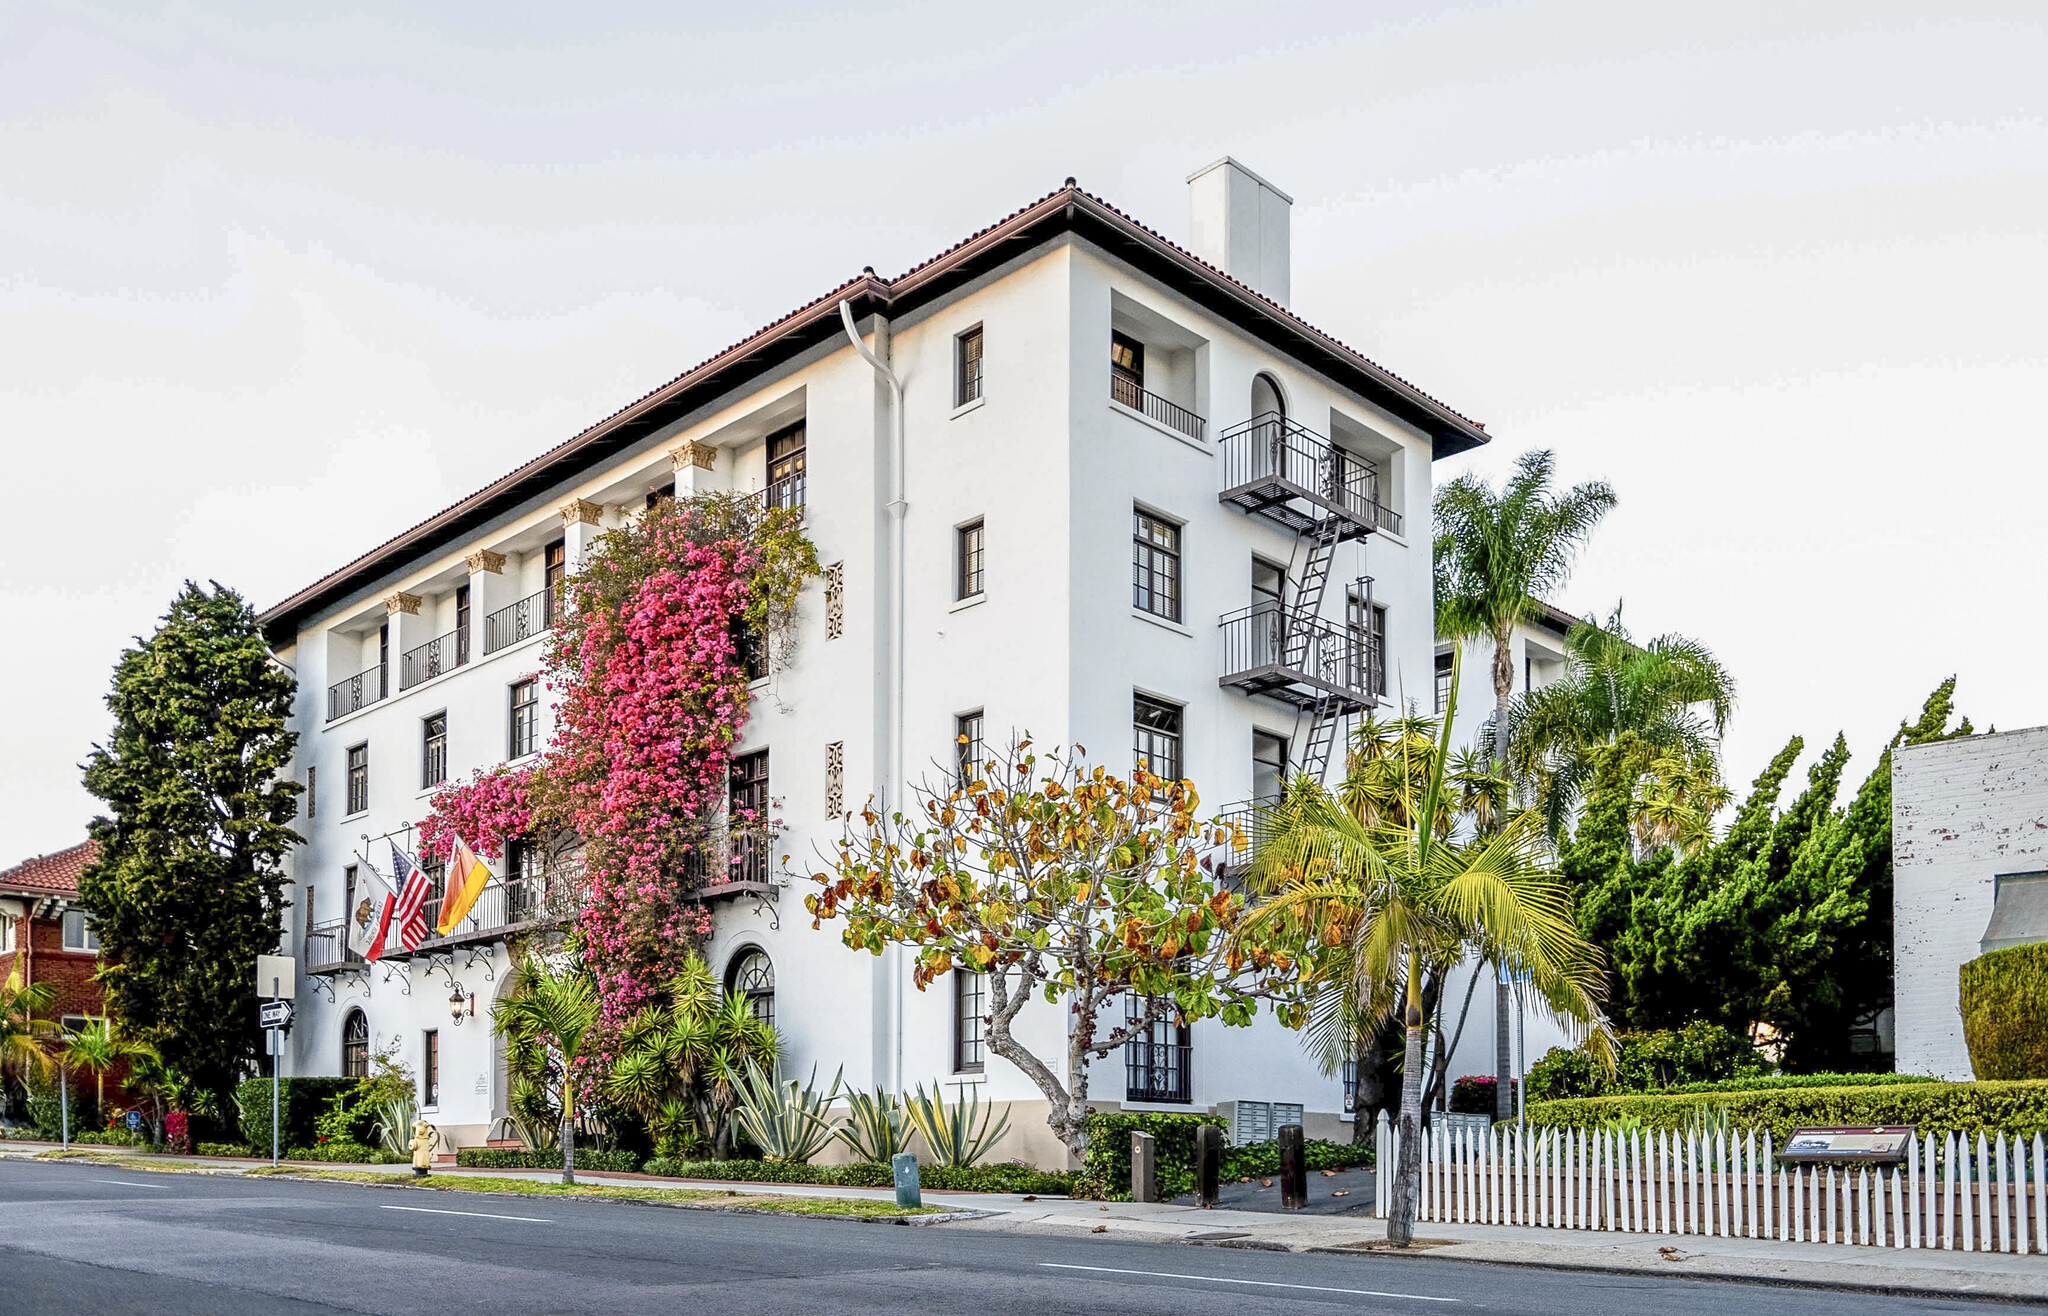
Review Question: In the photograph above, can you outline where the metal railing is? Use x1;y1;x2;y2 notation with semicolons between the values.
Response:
484;590;554;655
685;828;775;892
1111;372;1206;442
399;630;468;690
1218;412;1403;535
1125;1037;1193;1104
767;469;806;514
326;666;386;721
1219;600;1380;703
305;918;354;971
431;876;580;946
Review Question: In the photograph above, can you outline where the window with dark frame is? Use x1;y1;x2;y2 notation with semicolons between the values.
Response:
1110;330;1145;408
1124;994;1190;1104
455;584;471;665
1348;591;1386;697
1131;510;1181;622
377;622;390;698
729;749;770;885
956;710;984;786
767;421;807;512
1133;695;1182;782
423;1030;440;1107
344;864;360;961
342;1010;369;1079
732;615;766;682
1435;651;1455;713
956;325;985;406
727;948;774;1028
645;481;676;509
955;969;986;1073
509;680;539;759
346;743;369;815
1252;557;1285;609
957;520;984;599
423;713;448;788
1253;730;1289;804
544;540;567;627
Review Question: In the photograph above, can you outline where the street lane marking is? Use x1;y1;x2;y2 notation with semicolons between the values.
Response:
380;1204;548;1223
1038;1262;1459;1303
92;1179;172;1188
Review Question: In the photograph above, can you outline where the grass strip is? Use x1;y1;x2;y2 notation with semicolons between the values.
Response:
246;1168;942;1218
33;1150;234;1175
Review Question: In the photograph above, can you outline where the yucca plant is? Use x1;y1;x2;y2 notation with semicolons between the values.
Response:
373;1093;418;1156
835;1087;914;1163
730;1062;842;1163
905;1080;1011;1168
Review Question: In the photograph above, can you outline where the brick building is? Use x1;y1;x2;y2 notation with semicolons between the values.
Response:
0;840;107;1034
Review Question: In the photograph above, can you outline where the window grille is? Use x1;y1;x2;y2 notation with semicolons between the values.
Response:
1133;695;1182;782
957;521;985;599
956;326;985;406
509;680;539;759
1132;510;1181;622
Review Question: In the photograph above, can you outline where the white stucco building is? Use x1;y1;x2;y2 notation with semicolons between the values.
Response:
259;161;1495;1165
1894;725;2048;1080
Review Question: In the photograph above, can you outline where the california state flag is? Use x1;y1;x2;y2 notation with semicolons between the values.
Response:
437;835;493;935
349;861;397;963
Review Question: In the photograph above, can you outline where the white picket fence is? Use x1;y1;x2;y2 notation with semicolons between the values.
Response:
1373;1113;2047;1253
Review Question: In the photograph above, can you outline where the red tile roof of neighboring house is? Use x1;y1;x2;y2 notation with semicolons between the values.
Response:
0;840;96;899
257;179;1492;644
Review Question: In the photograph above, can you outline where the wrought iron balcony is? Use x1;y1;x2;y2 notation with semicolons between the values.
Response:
305;918;361;973
766;469;806;515
484;590;554;655
326;666;386;721
1219;601;1379;712
1111;372;1206;442
1219;412;1402;538
684;828;777;900
1125;1037;1193;1104
400;630;468;690
424;876;580;949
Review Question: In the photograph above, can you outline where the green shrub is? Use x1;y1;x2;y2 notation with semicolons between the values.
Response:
454;1148;642;1173
640;1157;834;1184
235;1078;357;1153
1659;1072;1939;1096
196;1142;256;1158
71;1129;144;1147
1961;943;2048;1080
919;1162;1078;1195
286;1140;401;1164
1080;1112;1225;1202
1222;1137;1371;1181
1527;1022;1770;1102
24;1068;97;1141
633;1157;1079;1195
1527;1078;2048;1142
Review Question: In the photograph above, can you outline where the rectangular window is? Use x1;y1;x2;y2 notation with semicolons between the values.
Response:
455;584;471;665
1124;996;1190;1104
1348;592;1386;697
346;744;369;815
1253;730;1288;804
1252;557;1285;609
0;916;12;952
956;710;985;787
732;615;766;682
61;1014;90;1037
509;680;539;759
645;481;675;509
1133;695;1182;782
1132;510;1181;623
377;622;390;698
60;909;99;953
423;1030;440;1107
423;713;448;788
955;970;986;1073
307;765;316;820
729;749;770;885
767;421;807;512
1435;651;1455;714
957;520;984;599
1110;330;1145;408
544;540;566;628
956;326;985;406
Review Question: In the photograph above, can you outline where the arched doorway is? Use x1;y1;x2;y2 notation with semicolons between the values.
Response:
726;948;774;1029
1251;372;1286;421
341;1009;369;1078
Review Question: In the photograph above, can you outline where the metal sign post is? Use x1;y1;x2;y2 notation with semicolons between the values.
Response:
271;977;280;1167
254;955;295;1170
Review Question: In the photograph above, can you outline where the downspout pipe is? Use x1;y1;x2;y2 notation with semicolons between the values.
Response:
838;297;907;1094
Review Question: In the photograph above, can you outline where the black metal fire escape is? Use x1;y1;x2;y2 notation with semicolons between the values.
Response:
1217;411;1400;782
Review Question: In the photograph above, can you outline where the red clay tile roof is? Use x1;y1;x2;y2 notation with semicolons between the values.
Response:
0;840;96;898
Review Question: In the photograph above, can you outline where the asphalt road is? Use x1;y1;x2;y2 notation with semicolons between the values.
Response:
0;1159;2036;1315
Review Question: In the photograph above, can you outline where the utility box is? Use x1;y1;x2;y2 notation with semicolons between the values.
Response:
1131;1130;1158;1203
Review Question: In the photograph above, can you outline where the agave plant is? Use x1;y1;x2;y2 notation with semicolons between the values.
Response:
602;954;777;1159
373;1092;419;1156
905;1081;1010;1168
730;1062;842;1163
835;1087;913;1163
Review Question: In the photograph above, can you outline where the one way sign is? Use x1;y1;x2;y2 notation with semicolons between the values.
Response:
259;999;294;1030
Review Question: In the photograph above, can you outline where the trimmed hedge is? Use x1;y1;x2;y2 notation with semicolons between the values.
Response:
1222;1137;1371;1181
197;1142;256;1158
71;1129;145;1147
1658;1072;1939;1096
636;1158;1080;1195
1080;1112;1224;1202
1962;943;2048;1080
235;1078;357;1154
1527;1023;1769;1102
455;1148;642;1173
1527;1079;2048;1142
289;1141;403;1164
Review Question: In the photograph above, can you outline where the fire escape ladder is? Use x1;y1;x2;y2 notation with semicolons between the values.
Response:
1296;693;1349;783
1282;513;1344;669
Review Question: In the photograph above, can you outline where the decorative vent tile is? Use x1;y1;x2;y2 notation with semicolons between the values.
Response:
825;562;844;641
825;741;845;818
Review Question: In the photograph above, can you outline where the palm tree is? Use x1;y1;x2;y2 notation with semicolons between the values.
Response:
492;955;599;1184
1434;449;1616;776
62;1016;157;1124
2;970;59;1088
603;953;777;1160
1241;656;1612;1248
1507;605;1736;838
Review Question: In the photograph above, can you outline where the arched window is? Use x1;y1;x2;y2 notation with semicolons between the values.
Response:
727;948;774;1029
341;1009;369;1079
1250;372;1286;422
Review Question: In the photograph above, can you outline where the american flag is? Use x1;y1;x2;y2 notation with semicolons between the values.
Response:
390;839;434;952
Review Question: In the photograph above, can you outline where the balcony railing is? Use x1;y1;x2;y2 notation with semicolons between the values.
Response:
484;590;554;655
684;828;776;896
1125;1037;1193;1104
1111;373;1206;442
426;876;580;948
326;666;386;721
1219;601;1379;711
1218;412;1402;537
400;630;468;690
305;918;359;973
767;469;806;514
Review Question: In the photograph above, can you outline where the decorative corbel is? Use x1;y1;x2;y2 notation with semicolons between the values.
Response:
559;498;602;527
384;591;422;616
670;441;716;472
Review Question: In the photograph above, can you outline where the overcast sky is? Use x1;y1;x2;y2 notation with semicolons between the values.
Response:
3;1;2043;858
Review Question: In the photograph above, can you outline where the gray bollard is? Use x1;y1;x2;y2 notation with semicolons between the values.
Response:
1194;1123;1222;1208
1278;1122;1307;1209
892;1152;922;1209
1131;1130;1158;1203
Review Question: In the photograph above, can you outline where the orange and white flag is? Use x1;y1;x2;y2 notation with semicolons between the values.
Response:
436;835;494;934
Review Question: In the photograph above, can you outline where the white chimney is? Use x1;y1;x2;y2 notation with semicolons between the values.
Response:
1187;157;1293;306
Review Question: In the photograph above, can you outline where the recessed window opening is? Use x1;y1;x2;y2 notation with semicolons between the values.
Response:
1250;372;1285;421
957;520;985;599
956;326;985;407
956;710;985;787
1132;510;1182;623
342;1009;369;1079
767;421;807;512
346;744;369;815
955;970;986;1073
509;680;539;759
423;713;448;788
1253;731;1289;804
727;948;775;1028
1133;695;1183;782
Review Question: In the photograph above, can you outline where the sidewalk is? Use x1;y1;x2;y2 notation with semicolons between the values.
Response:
8;1140;2045;1303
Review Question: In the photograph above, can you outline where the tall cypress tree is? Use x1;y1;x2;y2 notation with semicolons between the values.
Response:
79;583;301;1111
